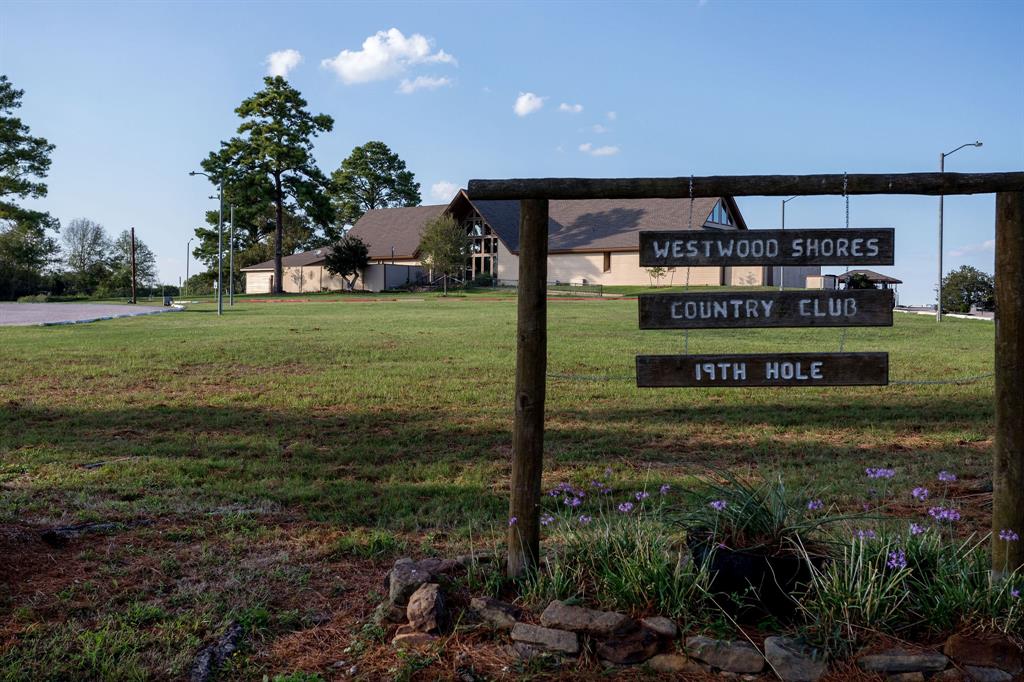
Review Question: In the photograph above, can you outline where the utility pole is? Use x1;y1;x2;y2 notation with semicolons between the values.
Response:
130;227;137;304
185;237;193;297
229;205;235;306
217;181;224;315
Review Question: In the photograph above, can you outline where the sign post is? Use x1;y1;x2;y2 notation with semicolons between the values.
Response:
468;172;1024;579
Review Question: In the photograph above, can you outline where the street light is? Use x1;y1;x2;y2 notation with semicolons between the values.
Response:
937;141;982;321
189;170;223;316
780;196;799;290
185;237;194;296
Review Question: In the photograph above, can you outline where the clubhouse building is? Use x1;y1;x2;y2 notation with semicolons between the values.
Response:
241;190;818;293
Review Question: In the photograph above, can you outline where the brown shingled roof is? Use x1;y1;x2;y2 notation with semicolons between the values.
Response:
473;197;735;253
347;204;447;260
240;247;334;272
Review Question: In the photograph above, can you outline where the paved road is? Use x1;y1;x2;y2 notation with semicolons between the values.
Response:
0;303;177;326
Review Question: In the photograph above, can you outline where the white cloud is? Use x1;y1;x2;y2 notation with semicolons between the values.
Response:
514;92;545;117
430;180;459;201
606;111;617;120
397;75;453;94
321;28;456;84
579;142;620;157
558;102;583;113
949;239;995;258
591;123;609;133
266;49;303;78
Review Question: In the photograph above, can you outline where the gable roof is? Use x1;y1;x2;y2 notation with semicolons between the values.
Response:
347;204;447;260
472;196;737;254
241;247;334;272
239;194;748;271
837;269;903;284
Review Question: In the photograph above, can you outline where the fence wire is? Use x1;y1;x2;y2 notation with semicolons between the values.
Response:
546;371;995;386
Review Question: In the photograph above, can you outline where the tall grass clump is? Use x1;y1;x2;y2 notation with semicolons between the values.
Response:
799;528;1024;657
516;477;716;628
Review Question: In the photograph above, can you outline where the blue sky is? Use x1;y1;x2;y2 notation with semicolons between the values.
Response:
3;0;1021;304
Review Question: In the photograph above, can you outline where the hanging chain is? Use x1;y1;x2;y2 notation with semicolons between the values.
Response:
840;172;850;352
683;175;694;354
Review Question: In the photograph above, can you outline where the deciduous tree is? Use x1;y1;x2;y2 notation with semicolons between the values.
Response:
330;141;421;227
323;234;370;291
941;265;994;313
63;218;111;290
417;215;469;296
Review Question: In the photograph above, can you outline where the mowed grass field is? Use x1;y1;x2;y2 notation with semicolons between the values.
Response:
0;294;997;679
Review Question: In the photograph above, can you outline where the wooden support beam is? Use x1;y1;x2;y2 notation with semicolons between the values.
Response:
508;198;549;578
468;172;1024;200
993;191;1024;577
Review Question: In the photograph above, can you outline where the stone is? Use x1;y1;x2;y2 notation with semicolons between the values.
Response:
944;633;1024;675
387;557;462;606
935;670;967;682
763;636;827;682
371;601;407;626
685;636;765;674
647;653;711;674
640;616;678;640
392;631;437;648
857;649;949;673
963;666;1013;682
407;583;445;633
595;628;660;665
539;600;635;637
510;623;580;655
469;596;521;631
886;674;925;682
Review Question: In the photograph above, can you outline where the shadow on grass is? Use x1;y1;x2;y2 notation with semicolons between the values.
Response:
0;396;991;527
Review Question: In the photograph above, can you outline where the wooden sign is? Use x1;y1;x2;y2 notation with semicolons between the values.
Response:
639;228;895;267
639;289;893;329
636;352;889;387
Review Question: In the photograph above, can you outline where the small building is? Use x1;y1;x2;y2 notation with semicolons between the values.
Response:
242;190;818;293
837;269;903;290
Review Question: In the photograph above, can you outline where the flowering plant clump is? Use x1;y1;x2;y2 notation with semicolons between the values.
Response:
617;502;634;514
887;548;908;570
866;467;896;479
709;499;727;511
659;484;671;495
928;506;961;523
938;470;957;483
911;487;929;502
855;529;877;540
540;514;555;526
807;499;824;511
910;523;927;536
999;529;1020;542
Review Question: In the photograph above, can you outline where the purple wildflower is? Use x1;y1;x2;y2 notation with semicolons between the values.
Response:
659;484;671;495
807;499;824;511
999;529;1020;542
910;523;926;536
866;467;896;479
635;491;650;502
887;549;908;570
855;529;877;540
564;496;582;508
911;487;929;502
709;500;727;511
618;502;634;514
578;515;592;525
938;470;957;483
928;506;961;522
508;517;517;527
540;514;555;526
1012;588;1020;599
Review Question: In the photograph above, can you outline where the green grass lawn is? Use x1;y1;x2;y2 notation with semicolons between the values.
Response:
0;297;997;679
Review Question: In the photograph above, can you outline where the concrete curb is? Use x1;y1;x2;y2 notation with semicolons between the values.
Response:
39;304;185;327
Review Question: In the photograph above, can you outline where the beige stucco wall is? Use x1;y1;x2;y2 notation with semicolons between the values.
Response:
245;271;273;294
495;241;723;287
725;265;766;287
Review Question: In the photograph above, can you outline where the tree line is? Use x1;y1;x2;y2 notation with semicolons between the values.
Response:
192;76;421;294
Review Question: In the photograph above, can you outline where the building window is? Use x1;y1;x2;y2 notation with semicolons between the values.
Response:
708;200;734;227
603;252;612;272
